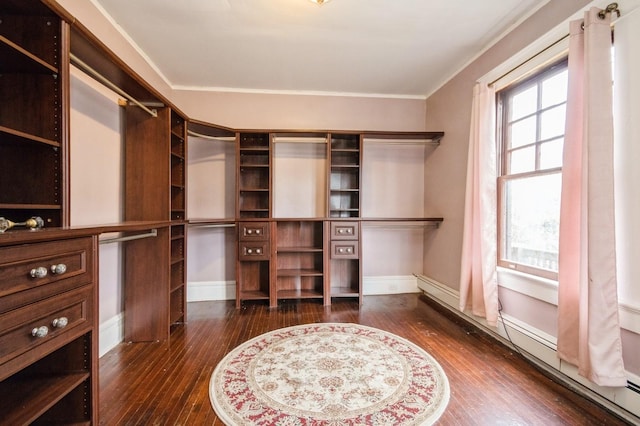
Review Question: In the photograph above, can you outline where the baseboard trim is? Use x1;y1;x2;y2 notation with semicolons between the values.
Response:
186;276;421;303
99;313;124;358
363;275;420;295
415;274;640;424
187;280;236;302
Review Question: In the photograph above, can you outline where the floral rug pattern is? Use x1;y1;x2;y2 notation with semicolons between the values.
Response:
210;323;449;425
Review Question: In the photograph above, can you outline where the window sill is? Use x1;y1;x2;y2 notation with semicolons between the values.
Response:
497;267;558;306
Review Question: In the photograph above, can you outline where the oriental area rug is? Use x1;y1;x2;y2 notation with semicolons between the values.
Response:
209;323;450;425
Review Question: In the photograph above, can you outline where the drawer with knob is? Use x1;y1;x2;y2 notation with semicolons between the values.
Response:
330;222;359;240
0;237;93;314
239;242;270;261
239;222;270;241
0;286;93;369
330;241;359;259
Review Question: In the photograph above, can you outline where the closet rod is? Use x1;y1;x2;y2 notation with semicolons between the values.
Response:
189;223;236;229
99;229;158;245
361;222;440;229
70;53;158;118
272;137;328;144
363;139;440;146
187;130;236;142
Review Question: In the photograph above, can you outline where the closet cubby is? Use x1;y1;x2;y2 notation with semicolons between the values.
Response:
170;223;186;325
171;111;187;221
274;220;327;304
238;133;271;219
329;133;361;218
0;1;65;227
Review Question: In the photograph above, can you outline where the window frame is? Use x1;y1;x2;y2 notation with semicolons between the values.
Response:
496;57;568;281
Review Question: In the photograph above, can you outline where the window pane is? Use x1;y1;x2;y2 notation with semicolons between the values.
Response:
541;70;568;108
509;146;535;174
510;85;537;120
503;173;561;272
540;138;563;170
540;104;566;140
509;116;536;148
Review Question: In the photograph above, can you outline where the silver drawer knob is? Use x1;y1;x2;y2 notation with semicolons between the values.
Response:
247;229;253;234
31;326;49;338
51;263;67;275
338;248;344;253
255;229;261;234
30;267;48;279
52;317;68;329
247;249;253;254
256;248;262;254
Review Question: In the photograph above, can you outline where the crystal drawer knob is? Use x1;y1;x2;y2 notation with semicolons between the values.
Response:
31;326;49;338
30;266;48;279
52;317;68;329
51;263;67;275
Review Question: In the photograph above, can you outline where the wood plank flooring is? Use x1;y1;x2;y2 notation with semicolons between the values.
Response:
98;294;632;425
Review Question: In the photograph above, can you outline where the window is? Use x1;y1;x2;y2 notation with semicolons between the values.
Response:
497;58;568;280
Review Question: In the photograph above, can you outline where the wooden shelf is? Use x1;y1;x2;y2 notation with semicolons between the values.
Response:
0;372;90;425
277;289;323;299
0;35;58;74
277;268;324;276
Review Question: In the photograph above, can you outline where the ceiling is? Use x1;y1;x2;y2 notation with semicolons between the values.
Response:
91;0;548;98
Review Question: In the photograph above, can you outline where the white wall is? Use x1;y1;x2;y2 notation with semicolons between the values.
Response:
69;66;123;325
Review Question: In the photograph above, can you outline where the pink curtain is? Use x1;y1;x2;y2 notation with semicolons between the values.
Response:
557;8;626;387
459;83;499;327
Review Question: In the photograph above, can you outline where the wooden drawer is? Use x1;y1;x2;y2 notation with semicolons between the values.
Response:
239;242;270;261
0;286;93;368
331;221;359;240
330;241;359;259
239;222;270;241
0;237;93;314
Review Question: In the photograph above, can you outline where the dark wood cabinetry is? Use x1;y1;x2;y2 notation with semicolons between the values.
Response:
237;133;271;219
0;1;67;228
273;220;328;305
233;131;443;308
329;134;361;218
236;221;271;308
0;230;99;425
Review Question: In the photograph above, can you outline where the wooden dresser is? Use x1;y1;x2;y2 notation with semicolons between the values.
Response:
0;228;99;425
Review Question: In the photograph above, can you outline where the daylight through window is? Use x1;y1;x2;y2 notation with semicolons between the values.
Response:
497;58;568;280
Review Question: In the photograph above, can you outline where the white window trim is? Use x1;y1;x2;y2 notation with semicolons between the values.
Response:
497;267;558;305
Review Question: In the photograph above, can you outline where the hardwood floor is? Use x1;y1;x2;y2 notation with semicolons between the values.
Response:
99;294;632;425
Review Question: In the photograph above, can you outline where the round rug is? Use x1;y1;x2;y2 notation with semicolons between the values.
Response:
210;322;450;425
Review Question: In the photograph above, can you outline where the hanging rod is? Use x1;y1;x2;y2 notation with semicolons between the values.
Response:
99;229;158;245
363;139;440;146
70;53;158;118
187;130;236;142
189;223;236;229
272;136;328;144
361;222;440;229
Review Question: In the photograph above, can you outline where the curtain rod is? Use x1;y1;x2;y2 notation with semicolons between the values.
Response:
187;130;236;142
489;2;621;87
70;53;159;118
